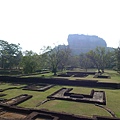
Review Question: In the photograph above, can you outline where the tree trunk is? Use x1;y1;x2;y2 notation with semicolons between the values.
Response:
52;67;57;76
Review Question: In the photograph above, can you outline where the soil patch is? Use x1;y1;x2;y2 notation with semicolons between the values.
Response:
0;111;27;120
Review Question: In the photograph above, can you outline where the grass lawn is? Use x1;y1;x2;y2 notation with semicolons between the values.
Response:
23;69;120;83
0;69;120;118
0;83;120;118
0;83;25;89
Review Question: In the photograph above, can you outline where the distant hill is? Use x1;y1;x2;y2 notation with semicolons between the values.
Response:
67;34;107;54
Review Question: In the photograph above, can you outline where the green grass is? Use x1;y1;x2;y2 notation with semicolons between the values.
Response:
0;69;120;117
22;69;120;83
1;84;120;117
106;70;120;82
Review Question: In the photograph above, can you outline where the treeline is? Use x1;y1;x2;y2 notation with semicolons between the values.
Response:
0;40;120;75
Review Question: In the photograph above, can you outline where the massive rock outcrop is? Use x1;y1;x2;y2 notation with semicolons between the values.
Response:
67;34;107;54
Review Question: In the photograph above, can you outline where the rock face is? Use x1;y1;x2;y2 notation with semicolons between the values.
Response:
67;34;107;54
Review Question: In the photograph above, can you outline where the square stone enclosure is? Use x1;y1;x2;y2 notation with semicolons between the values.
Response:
47;88;106;105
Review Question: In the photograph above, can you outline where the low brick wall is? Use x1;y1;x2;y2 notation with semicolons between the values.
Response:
0;104;120;120
0;76;120;89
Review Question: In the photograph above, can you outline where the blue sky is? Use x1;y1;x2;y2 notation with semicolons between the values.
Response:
0;0;120;53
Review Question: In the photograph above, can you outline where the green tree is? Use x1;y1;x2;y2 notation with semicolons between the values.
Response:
67;55;79;69
44;45;71;75
115;47;120;72
39;46;51;70
79;53;93;71
0;40;22;69
57;45;71;71
87;47;112;73
20;50;38;74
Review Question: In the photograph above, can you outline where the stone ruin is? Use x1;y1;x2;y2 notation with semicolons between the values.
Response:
0;103;120;120
22;83;54;91
0;76;119;119
1;94;32;106
47;88;106;105
57;72;96;77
